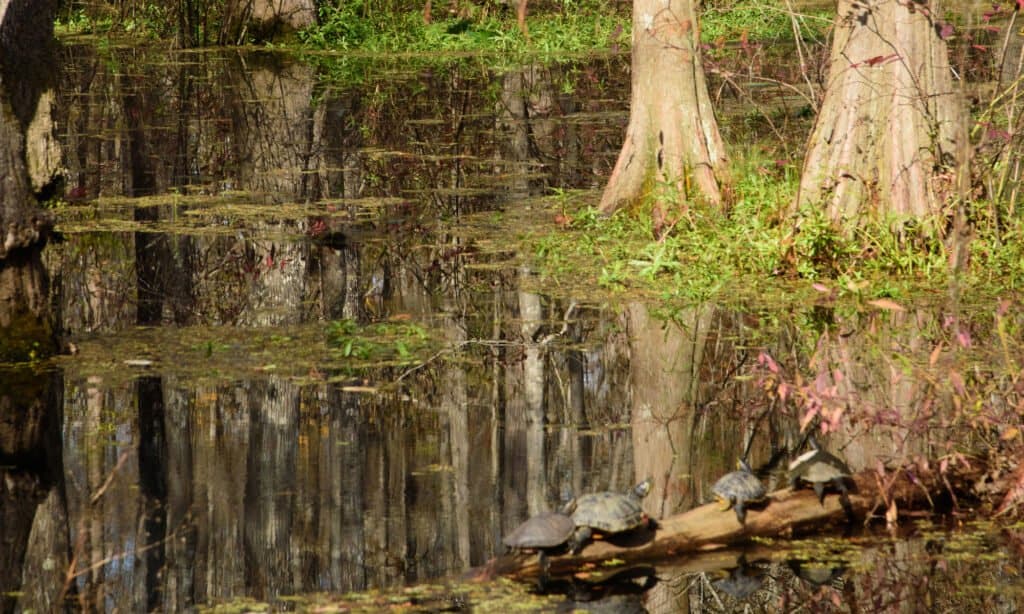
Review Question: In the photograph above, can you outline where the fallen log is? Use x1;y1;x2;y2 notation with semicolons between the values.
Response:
489;463;985;580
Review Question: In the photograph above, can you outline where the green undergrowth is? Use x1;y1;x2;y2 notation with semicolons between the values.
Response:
522;151;1024;310
299;4;629;58
701;0;832;43
56;1;833;57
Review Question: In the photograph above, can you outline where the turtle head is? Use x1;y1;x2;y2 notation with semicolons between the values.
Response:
633;478;653;499
737;458;753;473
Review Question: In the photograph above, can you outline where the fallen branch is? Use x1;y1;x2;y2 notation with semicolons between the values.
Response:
488;463;985;580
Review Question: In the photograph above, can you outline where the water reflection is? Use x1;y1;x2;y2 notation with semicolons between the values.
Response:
1;42;1022;612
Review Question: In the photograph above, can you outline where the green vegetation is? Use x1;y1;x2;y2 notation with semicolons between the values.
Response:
300;3;629;57
702;0;832;43
54;0;832;55
327;318;433;363
520;149;1024;307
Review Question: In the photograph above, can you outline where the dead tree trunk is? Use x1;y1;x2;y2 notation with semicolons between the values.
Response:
487;463;984;580
598;0;726;216
795;0;967;227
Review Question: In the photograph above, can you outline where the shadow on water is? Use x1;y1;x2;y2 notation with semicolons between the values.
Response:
1;41;1022;612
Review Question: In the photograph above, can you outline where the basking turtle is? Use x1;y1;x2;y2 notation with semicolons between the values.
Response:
502;510;575;570
711;459;767;524
564;478;652;553
787;435;852;504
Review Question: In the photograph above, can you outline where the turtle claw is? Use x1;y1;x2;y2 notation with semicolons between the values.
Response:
734;503;747;525
813;482;826;505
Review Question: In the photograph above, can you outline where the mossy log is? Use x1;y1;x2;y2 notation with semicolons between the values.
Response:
489;464;985;581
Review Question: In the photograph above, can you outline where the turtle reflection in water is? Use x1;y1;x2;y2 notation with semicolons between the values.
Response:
788;559;846;588
564;478;653;553
503;510;576;570
712;556;767;601
711;459;767;524
788;435;853;505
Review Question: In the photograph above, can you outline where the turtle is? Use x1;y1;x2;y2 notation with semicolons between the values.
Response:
711;459;767;524
712;556;766;601
787;435;853;504
502;510;576;570
563;478;652;553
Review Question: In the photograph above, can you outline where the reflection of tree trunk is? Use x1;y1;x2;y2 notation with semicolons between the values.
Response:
363;394;407;588
817;311;931;470
518;280;547;515
440;302;471;566
0;370;65;612
137;377;168;611
627;302;712;517
162;381;196;610
244;377;299;599
626;303;712;614
332;388;367;591
497;67;555;199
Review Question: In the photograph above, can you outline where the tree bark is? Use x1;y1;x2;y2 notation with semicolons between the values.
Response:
221;0;315;44
487;462;984;580
795;0;967;227
599;0;726;215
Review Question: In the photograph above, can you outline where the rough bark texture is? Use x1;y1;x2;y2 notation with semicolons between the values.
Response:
223;0;316;43
0;0;57;257
599;0;726;215
796;0;967;226
0;0;58;359
487;463;984;580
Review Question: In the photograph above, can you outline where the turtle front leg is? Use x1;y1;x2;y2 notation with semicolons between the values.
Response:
835;478;854;522
734;501;747;525
568;526;592;554
813;481;826;505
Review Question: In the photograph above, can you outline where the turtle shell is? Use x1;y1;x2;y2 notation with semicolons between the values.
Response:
787;445;852;485
502;512;575;550
569;479;651;534
712;465;766;505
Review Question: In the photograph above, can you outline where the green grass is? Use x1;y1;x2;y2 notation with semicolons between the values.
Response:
522;149;1024;309
299;5;629;58
56;1;834;55
701;0;833;43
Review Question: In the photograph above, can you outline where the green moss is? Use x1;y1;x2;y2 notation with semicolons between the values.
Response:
0;309;57;363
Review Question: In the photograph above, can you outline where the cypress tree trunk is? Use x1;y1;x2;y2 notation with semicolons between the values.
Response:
599;0;726;216
796;0;967;227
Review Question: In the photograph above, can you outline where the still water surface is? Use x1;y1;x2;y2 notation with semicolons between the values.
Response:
2;43;1023;612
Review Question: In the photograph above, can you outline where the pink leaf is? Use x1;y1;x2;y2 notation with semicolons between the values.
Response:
799;407;819;432
867;298;906;312
938;23;955;40
812;282;830;293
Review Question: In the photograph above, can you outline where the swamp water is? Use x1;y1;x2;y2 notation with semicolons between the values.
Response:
2;45;1023;612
